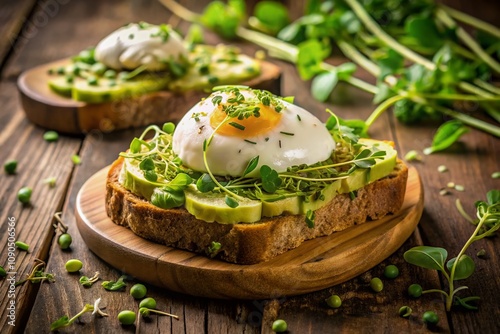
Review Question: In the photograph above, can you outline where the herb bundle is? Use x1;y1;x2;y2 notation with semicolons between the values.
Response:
160;0;500;152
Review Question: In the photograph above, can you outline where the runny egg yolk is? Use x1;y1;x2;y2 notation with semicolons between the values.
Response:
209;103;282;138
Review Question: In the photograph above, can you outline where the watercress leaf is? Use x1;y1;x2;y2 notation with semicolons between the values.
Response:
486;189;500;206
297;39;326;80
404;246;448;271
151;187;185;209
200;0;245;39
196;173;216;193
311;70;338;102
405;15;443;50
336;62;357;80
130;138;142;153
243;156;259;176
277;22;302;42
139;157;155;171
50;315;69;331
376;49;404;80
339;10;361;34
423;120;469;155
446;255;475;280
225;195;239;208
260;165;282;193
325;115;338;130
168;173;192;191
252;1;290;35
144;170;158;182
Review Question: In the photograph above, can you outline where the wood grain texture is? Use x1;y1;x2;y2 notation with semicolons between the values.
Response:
17;58;282;134
75;166;423;299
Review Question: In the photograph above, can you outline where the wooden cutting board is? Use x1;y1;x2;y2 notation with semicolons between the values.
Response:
17;58;281;134
75;166;423;300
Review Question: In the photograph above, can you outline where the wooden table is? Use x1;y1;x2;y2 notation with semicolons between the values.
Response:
0;1;498;333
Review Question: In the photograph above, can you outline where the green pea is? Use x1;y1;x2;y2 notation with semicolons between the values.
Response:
139;297;157;309
118;310;136;325
398;306;412;318
4;159;17;174
383;265;399;279
325;294;342;308
422;311;439;325
104;69;117;78
58;233;72;250
15;241;29;251
65;259;83;273
408;283;423;298
130;283;147;299
271;319;287;333
0;265;6;277
370;277;383;292
18;187;32;204
87;76;99;86
43;131;59;142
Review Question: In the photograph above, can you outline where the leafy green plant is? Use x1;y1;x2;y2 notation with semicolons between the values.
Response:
50;298;108;331
102;275;127;291
404;189;500;311
16;259;55;286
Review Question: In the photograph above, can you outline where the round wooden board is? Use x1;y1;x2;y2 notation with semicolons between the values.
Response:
75;166;423;300
17;58;281;134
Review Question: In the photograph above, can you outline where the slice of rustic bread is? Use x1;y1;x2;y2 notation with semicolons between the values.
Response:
105;157;408;264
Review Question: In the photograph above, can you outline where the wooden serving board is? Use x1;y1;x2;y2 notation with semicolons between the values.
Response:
17;58;281;134
75;166;423;300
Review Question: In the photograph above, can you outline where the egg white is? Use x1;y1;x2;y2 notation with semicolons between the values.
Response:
172;90;336;177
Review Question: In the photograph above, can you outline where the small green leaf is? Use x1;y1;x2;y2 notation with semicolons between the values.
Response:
102;275;127;291
311;70;338;102
162;122;175;134
225;195;239;208
130;138;142;153
151;187;185;209
373;83;395;104
404;246;448;271
168;173;192;191
405;15;443;50
252;1;290;35
336;62;357;80
243;156;259;176
260;165;282;193
486;190;500;205
196;173;216;193
50;315;70;331
297;39;326;80
139;157;155;171
144;170;157;182
446;255;475;280
377;49;404;79
305;209;315;228
424;120;469;155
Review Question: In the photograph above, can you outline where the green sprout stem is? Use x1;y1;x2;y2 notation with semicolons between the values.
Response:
440;4;500;39
68;304;94;325
365;95;406;127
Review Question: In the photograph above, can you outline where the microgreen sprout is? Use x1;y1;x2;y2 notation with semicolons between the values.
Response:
50;298;107;331
71;154;81;165
398;306;412;318
102;275;127;291
80;272;100;287
404;189;500;311
139;307;179;320
16;259;55;286
43;177;57;188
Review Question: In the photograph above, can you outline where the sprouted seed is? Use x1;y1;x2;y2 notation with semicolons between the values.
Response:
454;184;465;192
492;172;500;179
447;182;455;188
404;150;422;162
15;241;29;251
437;165;448;173
439;189;449;196
43;177;57;188
476;249;486;258
71;155;82;165
398;306;412;318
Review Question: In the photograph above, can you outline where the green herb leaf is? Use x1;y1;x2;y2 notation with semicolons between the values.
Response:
207;241;222;257
486;189;500;206
297;39;327;80
311;70;338;102
162;122;175;134
196;173;216;193
243;156;259;176
446;255;475;280
252;1;290;35
305;209;315;228
260;165;282;193
151;187;185;209
168;173;192;191
139;157;155;171
404;246;448;272
50;315;69;331
200;0;245;39
376;49;404;79
225;195;239;208
424;120;469;155
130;138;142;153
405;15;443;50
144;170;158;182
102;275;127;291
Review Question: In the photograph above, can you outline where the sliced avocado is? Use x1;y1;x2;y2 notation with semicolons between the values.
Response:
120;159;166;199
261;196;300;217
299;180;341;213
48;77;74;97
184;185;262;224
339;139;397;193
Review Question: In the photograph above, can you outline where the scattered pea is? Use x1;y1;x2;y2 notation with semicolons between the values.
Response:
118;310;136;325
4;159;17;174
408;283;423;298
492;171;500;179
65;259;83;272
130;283;147;299
398;306;412;318
71;155;81;165
43;130;59;142
271;319;287;333
15;241;29;251
370;277;383;292
437;165;448;173
383;265;399;279
43;177;57;188
0;265;6;277
58;233;72;250
447;182;455;188
404;150;421;162
325;294;342;308
17;187;32;204
439;189;449;196
139;297;157;309
422;311;439;325
454;184;465;192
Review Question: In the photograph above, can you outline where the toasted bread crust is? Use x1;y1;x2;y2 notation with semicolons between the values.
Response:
105;158;408;264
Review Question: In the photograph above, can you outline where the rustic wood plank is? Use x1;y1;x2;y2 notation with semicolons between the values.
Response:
0;0;36;68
